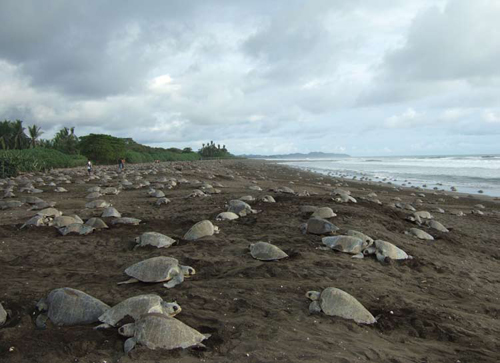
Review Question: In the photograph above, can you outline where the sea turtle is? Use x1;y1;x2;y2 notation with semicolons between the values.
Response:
414;211;433;220
134;232;176;249
188;189;208;198
21;215;50;228
301;217;339;235
96;294;181;329
425;220;449;232
306;287;376;324
0;302;7;326
53;216;81;228
239;195;255;202
102;187;120;195
184;220;218;241
322;236;368;255
367;240;410;263
85;200;111;209
227;200;254;216
35;287;109;327
154;197;171;206
406;228;434;240
261;195;276;203
333;193;357;203
346;230;374;246
111;217;141;226
101;207;121;218
54;187;68;193
248;185;262;191
85;217;109;229
36;208;62;218
216;212;239;221
86;192;101;199
22;196;44;204
58;223;95;236
118;256;195;289
0;200;23;210
149;190;165;198
277;186;295;194
312;207;336;219
29;201;56;210
87;186;101;193
249;242;288;261
118;313;210;353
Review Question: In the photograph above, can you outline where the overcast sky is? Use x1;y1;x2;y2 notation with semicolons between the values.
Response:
1;0;499;156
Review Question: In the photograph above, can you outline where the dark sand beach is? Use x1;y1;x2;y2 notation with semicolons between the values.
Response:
1;159;499;363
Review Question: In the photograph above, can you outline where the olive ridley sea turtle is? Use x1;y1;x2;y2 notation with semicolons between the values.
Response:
118;256;195;289
36;287;109;327
306;287;376;324
96;294;181;329
249;242;288;261
118;313;210;353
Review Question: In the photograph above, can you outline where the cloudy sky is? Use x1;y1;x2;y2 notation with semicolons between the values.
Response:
1;0;499;156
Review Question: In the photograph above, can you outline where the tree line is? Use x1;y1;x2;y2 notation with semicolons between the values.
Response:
0;119;234;164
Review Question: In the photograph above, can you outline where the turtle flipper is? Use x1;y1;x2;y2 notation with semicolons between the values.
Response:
309;301;322;314
94;323;112;330
117;278;139;285
163;273;184;289
124;337;136;354
35;314;48;329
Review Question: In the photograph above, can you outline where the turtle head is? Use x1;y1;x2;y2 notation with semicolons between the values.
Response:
133;236;140;243
161;301;182;317
118;323;135;337
181;265;196;277
306;291;320;301
248;243;255;250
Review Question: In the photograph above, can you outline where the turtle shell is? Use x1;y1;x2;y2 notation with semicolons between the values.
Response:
125;256;180;282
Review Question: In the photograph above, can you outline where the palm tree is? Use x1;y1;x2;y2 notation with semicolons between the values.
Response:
28;125;44;148
12;120;29;149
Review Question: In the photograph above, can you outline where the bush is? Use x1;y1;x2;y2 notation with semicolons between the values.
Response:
0;148;86;177
79;134;126;164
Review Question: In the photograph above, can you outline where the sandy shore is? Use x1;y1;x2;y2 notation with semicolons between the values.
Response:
1;159;499;363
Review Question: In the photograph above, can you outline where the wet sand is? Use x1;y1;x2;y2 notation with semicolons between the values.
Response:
1;159;499;363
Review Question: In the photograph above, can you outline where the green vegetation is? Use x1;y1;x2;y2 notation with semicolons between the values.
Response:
122;138;200;163
0;119;235;176
79;134;126;164
0;148;86;177
198;141;233;158
0;120;31;150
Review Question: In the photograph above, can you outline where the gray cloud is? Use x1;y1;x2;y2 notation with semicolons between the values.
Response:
0;0;498;156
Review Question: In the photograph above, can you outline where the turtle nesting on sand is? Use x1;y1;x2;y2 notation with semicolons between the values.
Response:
406;228;434;240
96;294;181;329
111;217;141;226
58;223;95;236
36;287;109;327
118;256;195;289
216;212;239;221
134;232;176;249
249;242;288;261
364;240;411;263
301;217;339;235
306;287;376;324
184;220;218;241
322;236;369;255
119;313;210;353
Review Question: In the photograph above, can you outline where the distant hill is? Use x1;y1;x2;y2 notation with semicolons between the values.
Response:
240;151;350;159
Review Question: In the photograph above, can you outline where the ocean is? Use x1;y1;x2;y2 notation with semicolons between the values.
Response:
273;155;500;197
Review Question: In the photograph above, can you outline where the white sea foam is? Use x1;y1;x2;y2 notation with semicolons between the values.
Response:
276;155;500;196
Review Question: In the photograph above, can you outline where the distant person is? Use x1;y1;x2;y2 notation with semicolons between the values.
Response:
121;158;126;170
118;158;123;171
87;160;92;176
